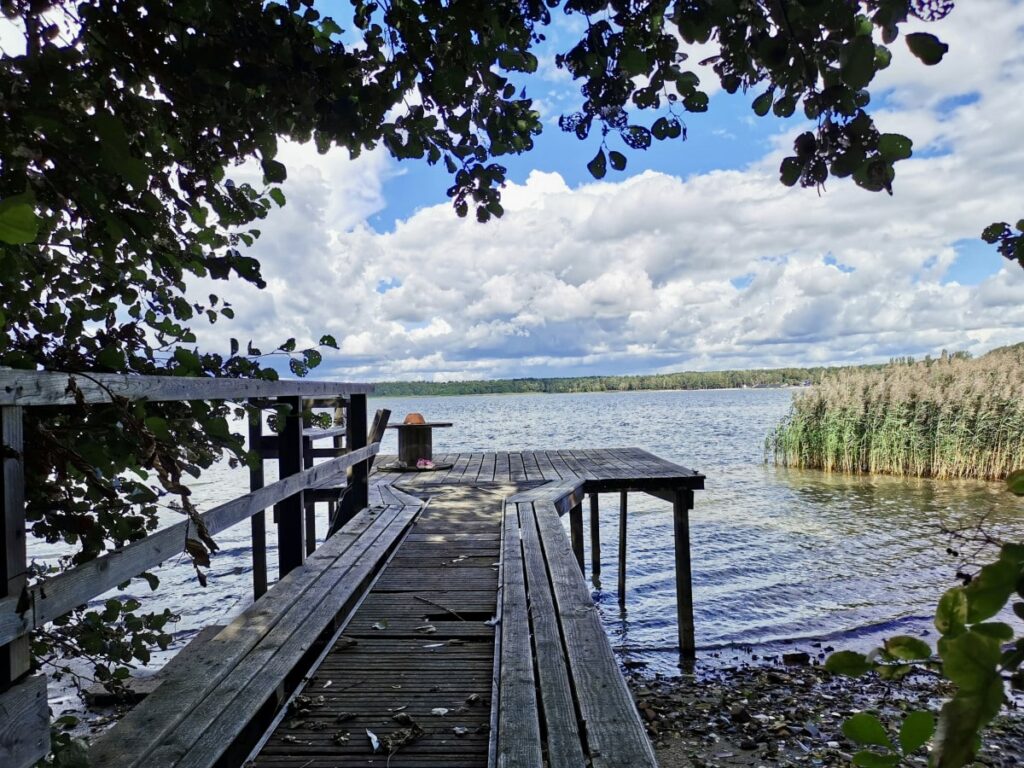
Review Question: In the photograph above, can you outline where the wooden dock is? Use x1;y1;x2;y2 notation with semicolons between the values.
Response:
0;371;704;768
251;450;703;767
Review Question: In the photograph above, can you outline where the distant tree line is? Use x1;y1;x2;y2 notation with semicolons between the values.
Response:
373;364;889;397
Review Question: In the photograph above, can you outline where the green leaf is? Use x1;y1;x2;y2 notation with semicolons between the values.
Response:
906;32;949;66
825;650;873;677
933;683;1004;768
144;416;172;441
935;587;968;635
843;713;891;747
0;193;40;244
884;635;931;661
261;159;287;184
619;47;647;76
319;334;339;349
752;91;773;117
877;133;913;161
608;150;627;171
964;558;1019;622
269;188;286;207
852;751;899;768
972;622;1014;641
899;710;935;755
587;148;607;180
780;156;802;187
941;630;1001;694
841;36;877;90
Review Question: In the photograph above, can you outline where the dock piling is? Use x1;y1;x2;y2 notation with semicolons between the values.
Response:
673;488;696;659
589;492;601;582
617;490;627;605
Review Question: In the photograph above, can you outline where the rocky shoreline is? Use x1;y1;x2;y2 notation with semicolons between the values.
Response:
626;659;1023;767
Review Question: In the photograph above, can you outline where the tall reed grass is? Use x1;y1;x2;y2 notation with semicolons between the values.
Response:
768;346;1024;480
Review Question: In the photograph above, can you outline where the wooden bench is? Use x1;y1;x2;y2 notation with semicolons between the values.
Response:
495;482;657;768
88;501;420;768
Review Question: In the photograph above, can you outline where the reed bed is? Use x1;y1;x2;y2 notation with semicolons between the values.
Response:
768;346;1024;480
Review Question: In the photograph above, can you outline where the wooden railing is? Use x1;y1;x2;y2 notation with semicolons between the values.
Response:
0;369;377;766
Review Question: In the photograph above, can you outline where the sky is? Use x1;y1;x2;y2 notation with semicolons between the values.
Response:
9;3;1024;382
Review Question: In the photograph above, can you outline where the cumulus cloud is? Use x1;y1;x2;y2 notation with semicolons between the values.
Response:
198;1;1024;381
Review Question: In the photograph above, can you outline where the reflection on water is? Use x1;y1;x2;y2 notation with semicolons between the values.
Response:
28;388;1024;675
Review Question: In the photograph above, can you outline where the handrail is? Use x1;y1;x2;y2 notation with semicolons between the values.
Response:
0;443;379;647
0;368;373;406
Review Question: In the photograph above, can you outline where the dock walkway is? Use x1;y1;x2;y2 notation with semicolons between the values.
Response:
251;449;703;767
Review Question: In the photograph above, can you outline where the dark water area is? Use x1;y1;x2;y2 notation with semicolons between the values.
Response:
30;388;1024;700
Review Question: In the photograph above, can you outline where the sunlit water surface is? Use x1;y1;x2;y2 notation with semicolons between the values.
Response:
30;388;1024;688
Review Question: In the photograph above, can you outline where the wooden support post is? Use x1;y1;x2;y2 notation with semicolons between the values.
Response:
589;492;600;580
275;396;304;578
1;406;30;687
248;403;267;599
673;488;696;660
618;490;627;605
303;433;316;556
569;501;584;573
346;394;368;512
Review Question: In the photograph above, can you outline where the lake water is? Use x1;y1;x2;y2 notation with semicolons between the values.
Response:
31;388;1024;687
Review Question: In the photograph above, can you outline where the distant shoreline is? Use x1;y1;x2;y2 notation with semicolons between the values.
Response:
369;363;876;398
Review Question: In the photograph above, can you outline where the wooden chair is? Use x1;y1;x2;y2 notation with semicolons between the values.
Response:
327;408;390;537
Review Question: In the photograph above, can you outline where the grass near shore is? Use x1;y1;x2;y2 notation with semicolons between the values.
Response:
768;345;1024;480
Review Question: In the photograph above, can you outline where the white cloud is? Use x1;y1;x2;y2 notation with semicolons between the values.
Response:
194;1;1024;381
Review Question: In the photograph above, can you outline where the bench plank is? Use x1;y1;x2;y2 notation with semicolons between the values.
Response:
531;498;657;768
159;505;419;768
88;505;391;768
517;502;587;768
496;502;542;768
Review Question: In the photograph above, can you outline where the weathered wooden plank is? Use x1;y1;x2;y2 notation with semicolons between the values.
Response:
478;453;497;483
0;674;49;768
1;406;30;683
500;451;514;482
158;506;420;768
545;450;575;480
532;500;658;768
249;404;268;599
0;443;380;646
520;451;542;482
496;502;543;768
0;368;373;406
508;453;527;482
517;502;587;768
532;450;561;481
87;505;391;768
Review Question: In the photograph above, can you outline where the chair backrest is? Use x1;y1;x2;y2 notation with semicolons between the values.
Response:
367;408;391;453
327;408;391;538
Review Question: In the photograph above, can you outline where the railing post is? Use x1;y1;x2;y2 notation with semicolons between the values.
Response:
346;394;368;512
569;500;584;573
303;430;316;556
248;402;267;599
673;488;696;660
589;492;601;583
1;406;30;685
275;396;304;578
2;405;50;766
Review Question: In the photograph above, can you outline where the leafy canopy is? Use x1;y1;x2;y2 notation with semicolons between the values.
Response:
2;0;1014;720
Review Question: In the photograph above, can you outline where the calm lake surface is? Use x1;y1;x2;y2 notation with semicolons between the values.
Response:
31;388;1024;682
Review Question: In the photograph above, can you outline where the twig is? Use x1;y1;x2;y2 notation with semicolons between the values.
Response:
413;595;466;621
